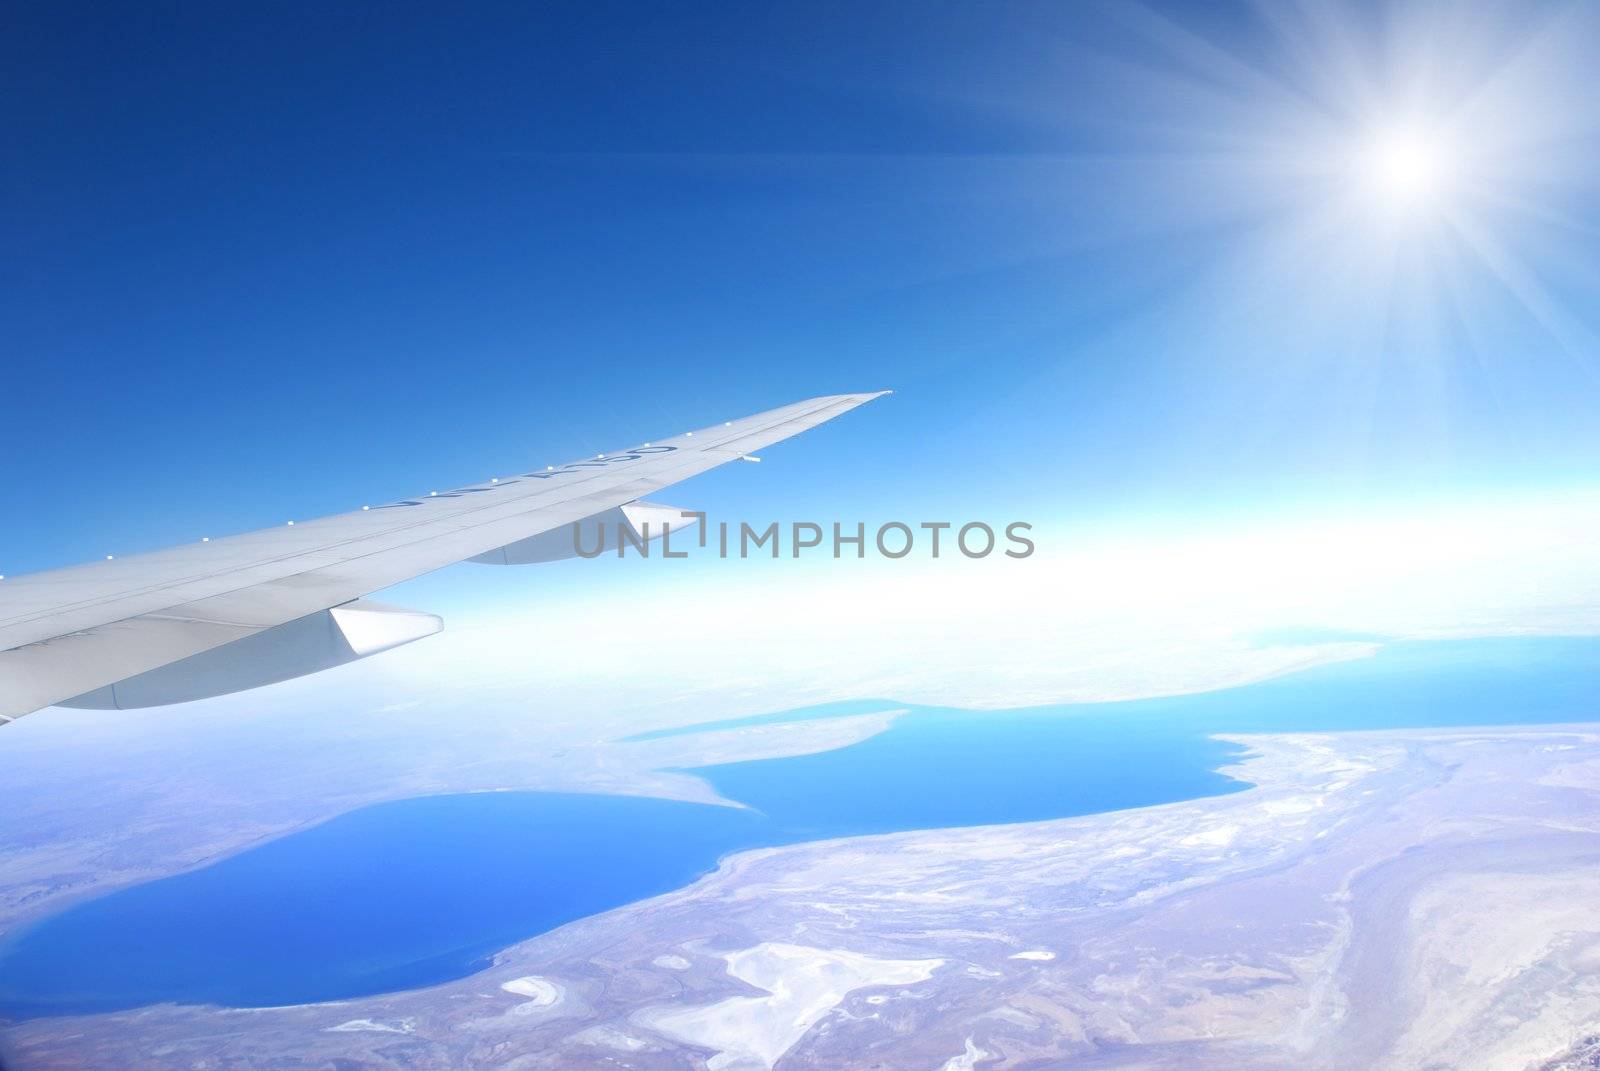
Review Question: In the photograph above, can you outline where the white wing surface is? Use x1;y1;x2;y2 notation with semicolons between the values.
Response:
0;392;887;722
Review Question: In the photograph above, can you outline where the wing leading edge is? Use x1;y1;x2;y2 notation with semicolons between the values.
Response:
0;391;888;723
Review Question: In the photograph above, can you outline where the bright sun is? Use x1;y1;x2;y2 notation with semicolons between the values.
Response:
1360;127;1454;208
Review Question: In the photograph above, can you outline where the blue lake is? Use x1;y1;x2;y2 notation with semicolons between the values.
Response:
2;635;1597;1017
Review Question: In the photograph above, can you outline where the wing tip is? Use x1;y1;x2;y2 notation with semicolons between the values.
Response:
822;388;893;411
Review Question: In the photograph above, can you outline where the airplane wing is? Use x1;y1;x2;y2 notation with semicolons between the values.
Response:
0;391;887;723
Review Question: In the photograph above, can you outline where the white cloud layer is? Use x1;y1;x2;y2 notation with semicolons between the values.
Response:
376;488;1600;727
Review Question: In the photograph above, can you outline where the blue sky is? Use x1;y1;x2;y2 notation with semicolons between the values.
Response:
5;0;1599;578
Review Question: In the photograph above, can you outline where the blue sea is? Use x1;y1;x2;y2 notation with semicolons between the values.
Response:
1;635;1597;1017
